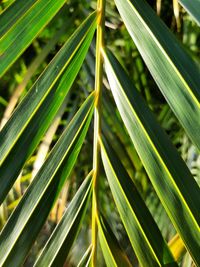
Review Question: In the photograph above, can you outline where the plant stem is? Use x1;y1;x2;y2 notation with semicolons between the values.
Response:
91;0;105;266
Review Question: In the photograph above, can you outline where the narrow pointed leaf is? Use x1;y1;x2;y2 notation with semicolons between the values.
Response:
77;245;93;267
0;0;66;76
114;0;200;150
102;120;136;175
103;49;200;265
34;172;93;267
98;215;132;267
178;0;200;25
101;138;177;267
0;11;97;204
0;0;37;37
0;93;95;267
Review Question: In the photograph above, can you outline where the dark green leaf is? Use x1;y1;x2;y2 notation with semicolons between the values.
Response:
101;137;177;267
34;171;93;267
98;214;132;267
114;0;200;150
178;0;200;25
103;49;200;266
0;0;66;76
0;93;95;267
0;11;97;204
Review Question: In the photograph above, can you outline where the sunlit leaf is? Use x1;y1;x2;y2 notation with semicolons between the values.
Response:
114;0;200;150
103;48;200;265
0;11;97;204
0;93;95;267
34;171;93;267
98;214;132;267
100;137;177;267
77;245;92;267
0;0;66;76
168;234;186;261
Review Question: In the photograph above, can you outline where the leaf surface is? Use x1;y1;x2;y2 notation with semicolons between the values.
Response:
103;49;200;265
0;93;95;267
0;11;97;204
114;0;200;150
98;214;132;267
178;0;200;25
34;172;93;267
0;0;68;76
100;137;177;267
77;245;92;267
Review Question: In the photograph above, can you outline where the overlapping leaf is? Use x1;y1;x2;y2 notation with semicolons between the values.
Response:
100;138;177;267
98;214;132;267
77;245;92;267
0;0;36;37
103;49;200;266
178;0;200;25
34;171;93;267
114;0;200;150
0;0;66;76
0;93;95;267
0;11;97;204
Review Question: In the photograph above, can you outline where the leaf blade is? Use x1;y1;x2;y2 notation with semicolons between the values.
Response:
0;11;97;204
77;245;93;267
178;0;200;25
0;0;66;76
0;0;37;38
100;137;177;267
34;171;93;267
103;49;200;265
114;0;200;150
98;215;132;267
0;93;95;267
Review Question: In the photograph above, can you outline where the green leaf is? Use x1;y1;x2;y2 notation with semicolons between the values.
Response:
114;0;200;150
178;0;200;25
77;245;92;267
102;120;136;176
0;93;95;267
103;49;200;266
34;171;93;267
0;0;66;76
0;11;97;204
0;0;37;37
100;137;177;267
98;214;132;267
